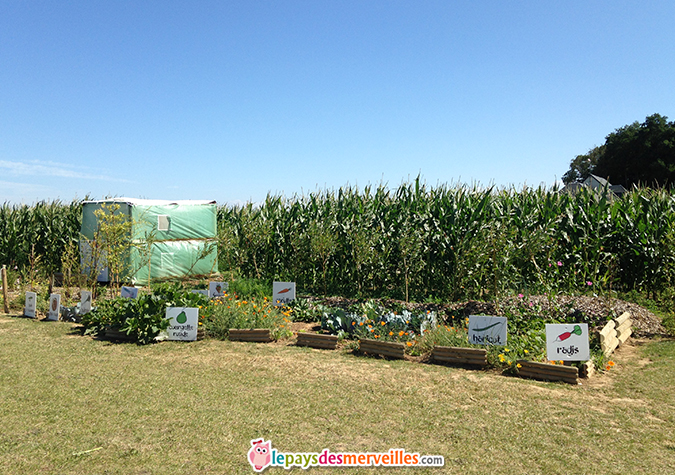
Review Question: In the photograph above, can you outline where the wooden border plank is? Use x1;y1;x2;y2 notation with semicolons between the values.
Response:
229;329;272;342
296;333;338;350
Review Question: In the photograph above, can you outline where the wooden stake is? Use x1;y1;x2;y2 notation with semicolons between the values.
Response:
2;265;9;314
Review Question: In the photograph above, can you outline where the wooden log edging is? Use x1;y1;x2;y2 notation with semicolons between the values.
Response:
296;332;338;350
579;360;594;378
599;312;632;357
229;329;272;342
359;339;405;359
517;360;579;384
432;346;487;367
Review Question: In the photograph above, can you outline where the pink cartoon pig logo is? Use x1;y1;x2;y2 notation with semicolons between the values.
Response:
248;439;272;472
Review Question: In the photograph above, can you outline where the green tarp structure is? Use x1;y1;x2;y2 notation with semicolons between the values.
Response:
80;198;218;285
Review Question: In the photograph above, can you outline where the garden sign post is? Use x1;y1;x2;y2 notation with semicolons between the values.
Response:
80;290;92;315
120;286;139;299
1;265;8;314
468;316;507;345
272;282;296;306
47;294;60;321
164;307;199;341
545;324;590;361
24;291;36;318
209;281;227;298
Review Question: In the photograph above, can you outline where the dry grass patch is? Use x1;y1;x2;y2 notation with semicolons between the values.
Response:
0;316;674;474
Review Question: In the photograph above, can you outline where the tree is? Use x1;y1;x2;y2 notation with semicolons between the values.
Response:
562;114;675;188
561;145;604;184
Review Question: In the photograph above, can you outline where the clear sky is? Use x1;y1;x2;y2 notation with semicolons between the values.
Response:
1;1;674;205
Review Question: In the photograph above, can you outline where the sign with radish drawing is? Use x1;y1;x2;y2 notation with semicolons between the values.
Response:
546;323;589;361
468;316;507;345
272;282;295;306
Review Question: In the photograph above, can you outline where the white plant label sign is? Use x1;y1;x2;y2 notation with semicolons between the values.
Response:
47;294;61;321
191;290;208;297
209;281;228;298
468;316;507;346
120;286;139;299
24;291;37;318
164;307;199;341
80;290;92;315
546;323;590;361
272;282;295;306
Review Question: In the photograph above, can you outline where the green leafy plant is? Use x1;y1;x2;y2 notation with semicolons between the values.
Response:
80;293;173;345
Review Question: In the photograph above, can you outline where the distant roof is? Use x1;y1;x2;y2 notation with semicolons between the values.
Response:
586;174;610;186
82;197;216;206
609;184;627;194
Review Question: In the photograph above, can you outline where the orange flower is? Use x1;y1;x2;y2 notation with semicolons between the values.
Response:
608;361;615;367
388;331;393;336
381;321;386;326
359;322;364;326
406;341;413;347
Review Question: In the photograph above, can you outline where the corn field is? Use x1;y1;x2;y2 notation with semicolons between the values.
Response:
0;200;82;276
2;182;674;301
217;180;675;300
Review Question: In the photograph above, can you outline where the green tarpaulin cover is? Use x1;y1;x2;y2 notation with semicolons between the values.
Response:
80;198;218;284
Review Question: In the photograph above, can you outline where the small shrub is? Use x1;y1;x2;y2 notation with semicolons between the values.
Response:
203;295;292;340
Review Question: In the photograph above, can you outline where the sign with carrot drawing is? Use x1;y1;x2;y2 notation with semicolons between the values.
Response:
545;323;590;361
272;282;295;306
468;316;507;345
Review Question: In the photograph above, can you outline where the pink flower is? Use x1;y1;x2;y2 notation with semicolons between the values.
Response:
518;293;524;298
586;281;593;286
557;261;563;267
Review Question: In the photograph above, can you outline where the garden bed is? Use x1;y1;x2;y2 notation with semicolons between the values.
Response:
229;329;272;343
358;339;405;359
432;346;487;367
296;332;338;349
517;360;579;385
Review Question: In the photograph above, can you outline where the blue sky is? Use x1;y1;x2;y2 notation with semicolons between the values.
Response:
1;1;674;205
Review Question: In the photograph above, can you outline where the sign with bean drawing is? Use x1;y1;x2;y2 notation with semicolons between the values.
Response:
468;316;507;345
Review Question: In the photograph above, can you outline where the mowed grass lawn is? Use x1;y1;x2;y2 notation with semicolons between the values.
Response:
1;315;674;475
